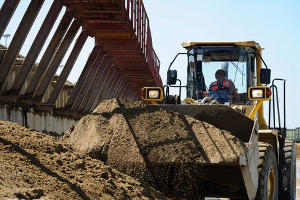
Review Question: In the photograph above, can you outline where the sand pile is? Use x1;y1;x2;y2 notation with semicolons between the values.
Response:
0;120;166;199
65;99;247;198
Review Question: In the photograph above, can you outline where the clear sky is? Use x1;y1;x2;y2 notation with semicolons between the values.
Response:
143;0;300;129
0;0;299;128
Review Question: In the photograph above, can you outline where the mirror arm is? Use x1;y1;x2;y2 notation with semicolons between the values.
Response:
177;79;182;97
257;52;269;69
168;52;192;70
249;49;269;69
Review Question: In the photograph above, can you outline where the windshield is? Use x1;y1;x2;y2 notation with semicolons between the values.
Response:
187;46;256;103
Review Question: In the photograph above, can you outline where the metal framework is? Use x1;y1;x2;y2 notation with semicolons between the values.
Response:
0;0;162;119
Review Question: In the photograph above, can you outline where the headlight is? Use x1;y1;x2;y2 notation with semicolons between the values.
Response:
148;89;160;99
248;86;271;100
141;87;163;103
251;89;264;98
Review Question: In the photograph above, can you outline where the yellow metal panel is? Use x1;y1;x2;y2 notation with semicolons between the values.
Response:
182;41;262;50
249;100;263;120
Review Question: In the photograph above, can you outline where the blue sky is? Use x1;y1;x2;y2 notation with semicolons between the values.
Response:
0;0;299;128
143;0;300;129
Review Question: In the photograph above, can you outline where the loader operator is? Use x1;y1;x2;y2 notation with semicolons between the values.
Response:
208;69;236;103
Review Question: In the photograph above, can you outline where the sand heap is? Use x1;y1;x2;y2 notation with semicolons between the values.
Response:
65;99;247;199
0;120;166;200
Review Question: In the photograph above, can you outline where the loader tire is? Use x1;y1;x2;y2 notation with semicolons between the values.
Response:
281;141;296;200
255;143;278;200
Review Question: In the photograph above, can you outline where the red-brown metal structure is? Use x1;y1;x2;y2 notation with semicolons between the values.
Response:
0;0;162;119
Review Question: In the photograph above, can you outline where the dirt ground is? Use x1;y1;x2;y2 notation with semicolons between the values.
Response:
0;99;250;199
0;120;166;199
65;99;247;199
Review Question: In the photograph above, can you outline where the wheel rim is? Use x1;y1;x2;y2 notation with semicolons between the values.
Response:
267;166;276;199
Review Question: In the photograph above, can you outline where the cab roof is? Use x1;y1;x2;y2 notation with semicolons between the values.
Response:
182;41;262;50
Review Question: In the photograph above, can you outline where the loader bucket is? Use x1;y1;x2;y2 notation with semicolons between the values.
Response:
159;104;254;142
158;104;259;199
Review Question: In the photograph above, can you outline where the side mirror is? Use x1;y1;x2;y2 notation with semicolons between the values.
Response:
167;70;177;85
260;68;271;84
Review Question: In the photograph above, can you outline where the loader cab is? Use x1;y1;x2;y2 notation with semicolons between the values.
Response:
185;43;258;104
186;45;257;104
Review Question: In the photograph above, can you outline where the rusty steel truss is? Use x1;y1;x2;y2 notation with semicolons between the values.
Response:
0;0;162;119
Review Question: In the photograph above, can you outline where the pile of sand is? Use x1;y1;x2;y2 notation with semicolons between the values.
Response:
0;120;166;199
65;99;247;198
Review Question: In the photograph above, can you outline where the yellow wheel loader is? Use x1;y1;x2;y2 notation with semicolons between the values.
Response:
141;41;295;199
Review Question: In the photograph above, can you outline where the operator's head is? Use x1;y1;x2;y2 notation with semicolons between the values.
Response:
215;69;226;80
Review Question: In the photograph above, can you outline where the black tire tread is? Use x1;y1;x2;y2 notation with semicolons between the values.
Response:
280;141;296;200
255;142;278;200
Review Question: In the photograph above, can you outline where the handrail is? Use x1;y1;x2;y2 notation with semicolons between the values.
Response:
269;85;281;130
125;0;162;85
268;79;286;139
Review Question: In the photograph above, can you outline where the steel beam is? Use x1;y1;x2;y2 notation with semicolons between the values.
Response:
126;85;133;100
121;82;130;99
96;68;119;103
122;83;131;100
115;80;125;99
131;90;138;100
24;11;74;97
115;77;127;98
10;0;63;93
85;21;131;31
46;30;88;105
110;73;125;98
102;69;120;99
90;69;123;110
64;45;102;109
123;82;130;99
85;65;117;112
77;11;125;21
119;79;130;99
0;0;20;38
101;39;139;46
104;69;120;99
78;56;110;112
128;87;135;100
117;76;128;98
118;60;147;67
69;3;122;11
109;49;141;56
82;59;113;112
71;49;106;111
33;19;81;101
0;0;45;89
